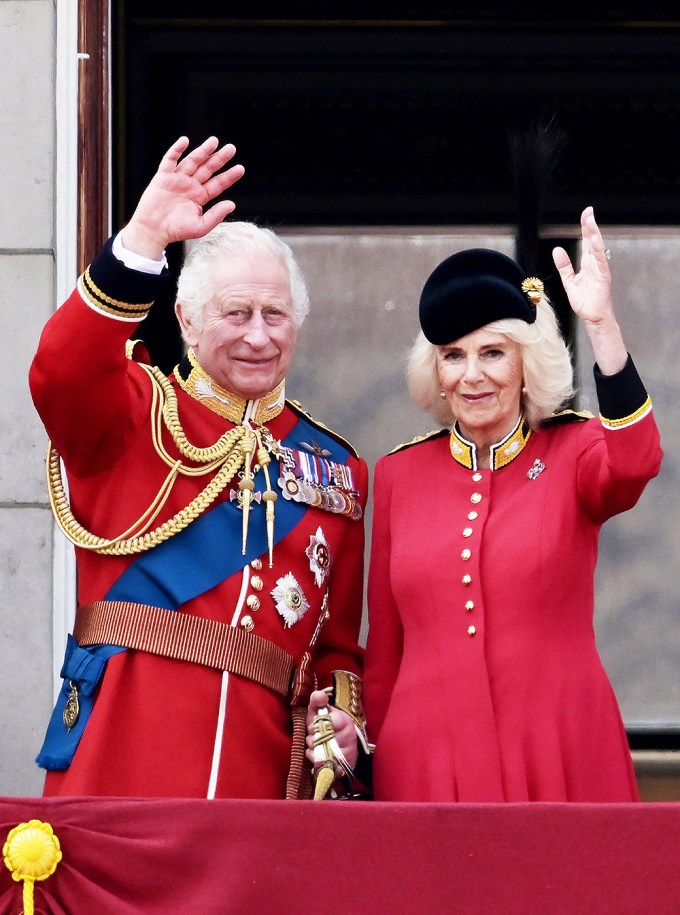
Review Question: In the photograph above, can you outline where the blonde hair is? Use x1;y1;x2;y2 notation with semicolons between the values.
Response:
407;297;574;429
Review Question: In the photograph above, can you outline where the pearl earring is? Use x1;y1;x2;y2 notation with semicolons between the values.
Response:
440;390;447;399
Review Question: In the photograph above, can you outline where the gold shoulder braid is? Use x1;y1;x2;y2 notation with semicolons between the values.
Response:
47;363;257;556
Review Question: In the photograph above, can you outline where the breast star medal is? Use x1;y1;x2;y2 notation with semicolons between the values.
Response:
306;527;331;587
271;573;310;628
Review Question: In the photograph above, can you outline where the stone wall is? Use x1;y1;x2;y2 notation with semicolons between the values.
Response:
0;1;56;796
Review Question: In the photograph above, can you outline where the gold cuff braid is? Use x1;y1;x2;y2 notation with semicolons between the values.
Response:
331;670;368;748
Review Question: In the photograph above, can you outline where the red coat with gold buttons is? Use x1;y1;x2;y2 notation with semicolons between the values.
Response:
364;365;662;802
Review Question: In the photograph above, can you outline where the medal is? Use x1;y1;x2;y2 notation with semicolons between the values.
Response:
271;573;310;628
306;527;332;587
63;681;80;731
277;444;362;519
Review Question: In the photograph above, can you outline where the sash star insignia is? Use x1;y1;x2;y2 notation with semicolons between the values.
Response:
306;527;332;587
271;573;310;628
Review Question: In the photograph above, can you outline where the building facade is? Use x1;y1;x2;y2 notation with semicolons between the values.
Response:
1;3;678;797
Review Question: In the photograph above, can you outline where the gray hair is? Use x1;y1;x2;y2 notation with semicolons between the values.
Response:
175;221;310;331
407;296;575;430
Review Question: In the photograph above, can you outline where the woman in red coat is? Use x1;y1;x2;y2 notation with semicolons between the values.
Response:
362;207;663;802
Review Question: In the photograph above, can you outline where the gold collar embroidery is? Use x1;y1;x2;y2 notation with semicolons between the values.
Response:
175;348;286;424
449;416;532;471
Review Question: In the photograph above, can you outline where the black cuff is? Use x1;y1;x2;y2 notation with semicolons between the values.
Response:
81;236;173;320
594;354;650;422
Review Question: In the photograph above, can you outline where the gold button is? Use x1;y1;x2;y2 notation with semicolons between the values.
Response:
467;625;476;637
251;575;263;591
462;574;472;585
472;472;483;482
241;615;255;631
471;493;482;504
251;558;263;571
465;600;474;612
246;595;261;611
461;549;471;560
468;511;478;520
462;527;473;538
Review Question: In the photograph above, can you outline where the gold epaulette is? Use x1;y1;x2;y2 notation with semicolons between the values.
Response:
541;408;593;427
125;338;152;363
388;427;449;455
287;399;360;458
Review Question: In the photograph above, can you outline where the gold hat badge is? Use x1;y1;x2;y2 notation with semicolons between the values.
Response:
521;276;544;304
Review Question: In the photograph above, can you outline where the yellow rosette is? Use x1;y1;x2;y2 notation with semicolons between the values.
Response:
3;819;62;915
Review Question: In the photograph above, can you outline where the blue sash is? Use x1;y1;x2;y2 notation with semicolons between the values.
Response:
37;415;351;770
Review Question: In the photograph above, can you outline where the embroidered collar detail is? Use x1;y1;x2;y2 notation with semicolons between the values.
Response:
175;348;286;424
449;415;532;471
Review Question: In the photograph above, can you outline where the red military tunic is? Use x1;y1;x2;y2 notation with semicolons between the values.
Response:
364;361;662;802
29;239;367;799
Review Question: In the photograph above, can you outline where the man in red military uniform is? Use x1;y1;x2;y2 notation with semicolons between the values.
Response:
29;136;368;799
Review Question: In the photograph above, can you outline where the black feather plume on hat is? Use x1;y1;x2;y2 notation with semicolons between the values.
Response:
508;116;566;276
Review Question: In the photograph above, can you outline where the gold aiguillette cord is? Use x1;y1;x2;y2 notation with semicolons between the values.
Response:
238;428;257;555
238;428;279;565
255;429;278;567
